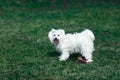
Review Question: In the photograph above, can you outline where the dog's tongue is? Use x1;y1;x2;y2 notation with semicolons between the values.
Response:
54;38;59;44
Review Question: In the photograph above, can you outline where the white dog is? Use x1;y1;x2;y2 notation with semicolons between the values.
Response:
48;29;95;63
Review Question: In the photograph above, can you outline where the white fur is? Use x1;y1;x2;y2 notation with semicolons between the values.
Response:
48;29;95;63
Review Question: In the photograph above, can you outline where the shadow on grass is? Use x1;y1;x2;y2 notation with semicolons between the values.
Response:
70;54;80;61
48;51;60;58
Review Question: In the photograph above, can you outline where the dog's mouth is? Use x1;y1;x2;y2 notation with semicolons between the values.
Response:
53;38;59;44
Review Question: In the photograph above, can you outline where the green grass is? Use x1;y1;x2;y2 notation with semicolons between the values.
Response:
0;0;120;80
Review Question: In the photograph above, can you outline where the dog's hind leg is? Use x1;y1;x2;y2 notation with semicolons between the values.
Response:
81;46;93;63
83;52;93;63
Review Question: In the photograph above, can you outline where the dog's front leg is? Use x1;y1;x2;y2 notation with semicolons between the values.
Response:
58;51;70;61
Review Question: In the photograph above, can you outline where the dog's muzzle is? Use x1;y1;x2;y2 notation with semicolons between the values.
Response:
53;38;59;44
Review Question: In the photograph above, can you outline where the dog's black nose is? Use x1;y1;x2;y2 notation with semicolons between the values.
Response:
54;38;57;40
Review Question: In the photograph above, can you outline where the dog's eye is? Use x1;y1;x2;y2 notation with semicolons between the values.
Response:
53;35;55;36
58;35;60;36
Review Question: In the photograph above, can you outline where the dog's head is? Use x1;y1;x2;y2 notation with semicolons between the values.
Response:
48;29;65;45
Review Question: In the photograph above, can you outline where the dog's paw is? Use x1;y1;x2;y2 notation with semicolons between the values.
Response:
59;57;67;61
58;56;61;59
86;59;93;63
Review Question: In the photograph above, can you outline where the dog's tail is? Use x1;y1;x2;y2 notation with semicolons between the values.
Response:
81;29;95;41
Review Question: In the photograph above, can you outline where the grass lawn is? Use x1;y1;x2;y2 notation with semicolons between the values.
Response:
0;0;120;80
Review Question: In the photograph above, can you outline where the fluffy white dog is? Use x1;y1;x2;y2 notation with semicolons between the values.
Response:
48;29;95;63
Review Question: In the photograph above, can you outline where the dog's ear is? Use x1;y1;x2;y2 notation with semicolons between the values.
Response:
59;29;65;35
51;28;55;33
51;28;55;31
